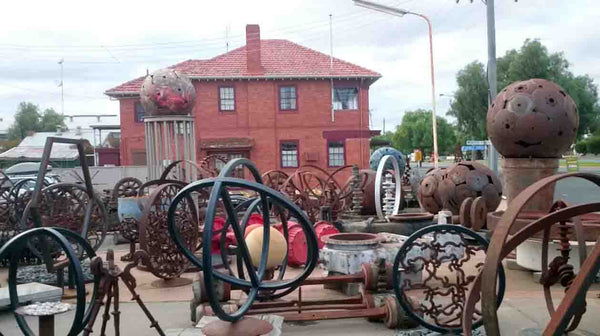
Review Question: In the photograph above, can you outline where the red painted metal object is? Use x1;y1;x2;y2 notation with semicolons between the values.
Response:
313;220;340;249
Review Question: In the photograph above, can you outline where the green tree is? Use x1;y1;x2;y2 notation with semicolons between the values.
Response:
448;39;600;140
389;109;457;156
7;102;65;140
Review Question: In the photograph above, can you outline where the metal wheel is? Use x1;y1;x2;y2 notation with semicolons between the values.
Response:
139;183;198;280
393;224;505;334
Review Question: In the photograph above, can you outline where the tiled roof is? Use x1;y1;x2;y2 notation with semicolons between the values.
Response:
105;39;380;96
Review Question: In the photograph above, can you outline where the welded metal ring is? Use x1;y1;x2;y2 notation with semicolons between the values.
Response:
472;172;600;336
20;183;108;251
0;227;98;336
168;176;318;322
375;155;403;219
393;224;505;334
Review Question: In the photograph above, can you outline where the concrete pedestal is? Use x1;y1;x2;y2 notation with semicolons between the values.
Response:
501;158;559;212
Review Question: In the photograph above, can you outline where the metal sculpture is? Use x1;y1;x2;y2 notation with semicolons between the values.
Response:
139;182;198;281
140;68;196;116
374;155;403;219
22;183;108;251
112;177;142;200
369;146;405;174
84;249;165;336
20;137;108;253
487;78;578;158
417;167;447;214
417;162;502;215
168;158;319;323
0;227;99;336
463;172;600;336
393;224;506;334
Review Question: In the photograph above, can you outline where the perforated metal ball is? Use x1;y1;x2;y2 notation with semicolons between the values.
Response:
487;78;578;158
140;68;196;116
444;161;502;214
417;162;502;215
369;146;405;173
417;167;446;214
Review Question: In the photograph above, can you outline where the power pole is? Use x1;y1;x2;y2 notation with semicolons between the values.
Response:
383;118;386;134
486;0;499;173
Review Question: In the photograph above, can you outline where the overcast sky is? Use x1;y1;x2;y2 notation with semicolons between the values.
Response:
0;0;598;132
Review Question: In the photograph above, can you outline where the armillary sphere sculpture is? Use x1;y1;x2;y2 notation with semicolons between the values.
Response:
393;224;505;334
463;172;600;336
0;227;99;336
168;159;319;331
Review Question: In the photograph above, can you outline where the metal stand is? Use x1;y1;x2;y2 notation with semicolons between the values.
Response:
83;249;165;336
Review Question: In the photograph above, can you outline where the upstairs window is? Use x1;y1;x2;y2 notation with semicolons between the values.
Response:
219;86;235;111
333;87;358;110
279;86;297;111
134;102;145;122
281;141;299;168
328;141;345;167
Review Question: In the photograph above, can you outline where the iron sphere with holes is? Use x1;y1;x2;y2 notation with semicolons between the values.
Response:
140;68;196;116
486;78;578;158
369;146;405;173
417;162;502;215
416;167;447;214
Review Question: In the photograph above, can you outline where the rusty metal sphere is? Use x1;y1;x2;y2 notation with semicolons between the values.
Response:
445;162;502;214
417;168;447;214
418;163;502;215
487;78;578;158
140;68;196;116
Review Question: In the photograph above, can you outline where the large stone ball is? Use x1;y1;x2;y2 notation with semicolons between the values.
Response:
417;162;502;215
140;68;196;116
487;78;578;158
369;146;405;173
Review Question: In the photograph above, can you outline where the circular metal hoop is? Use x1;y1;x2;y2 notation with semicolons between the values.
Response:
393;224;505;334
375;155;403;219
167;176;318;322
471;172;600;336
0;227;99;336
21;183;108;252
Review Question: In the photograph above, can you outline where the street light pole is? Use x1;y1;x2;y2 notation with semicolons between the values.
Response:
486;0;499;173
353;0;439;168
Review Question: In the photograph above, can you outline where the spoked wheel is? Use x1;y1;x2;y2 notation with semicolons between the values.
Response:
139;183;198;280
112;177;142;199
261;170;289;192
281;171;328;222
22;183;108;252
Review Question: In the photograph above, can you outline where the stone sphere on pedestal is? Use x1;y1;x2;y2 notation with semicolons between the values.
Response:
140;68;196;116
486;78;578;158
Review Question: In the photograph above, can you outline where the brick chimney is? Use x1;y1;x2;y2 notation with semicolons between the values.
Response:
246;24;262;74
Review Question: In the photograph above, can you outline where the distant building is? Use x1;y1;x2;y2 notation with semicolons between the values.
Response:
0;130;8;142
105;24;381;180
0;126;120;168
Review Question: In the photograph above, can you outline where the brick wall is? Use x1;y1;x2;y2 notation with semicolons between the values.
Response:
119;78;373;182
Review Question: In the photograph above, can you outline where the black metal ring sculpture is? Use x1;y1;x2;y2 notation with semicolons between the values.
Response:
0;227;99;336
392;224;506;334
216;158;292;296
168;159;319;322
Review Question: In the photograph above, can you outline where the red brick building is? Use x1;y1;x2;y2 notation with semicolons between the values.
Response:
105;25;381;178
